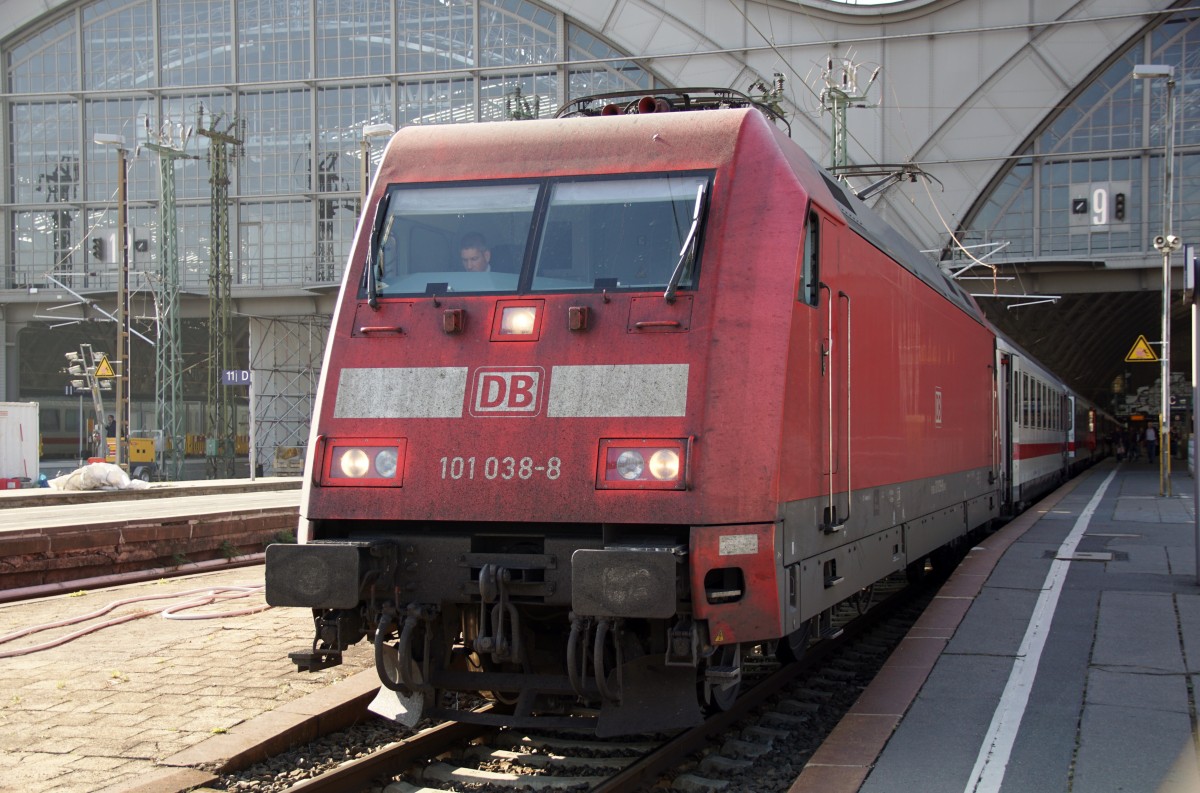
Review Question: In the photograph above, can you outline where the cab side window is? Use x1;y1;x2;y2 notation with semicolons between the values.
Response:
799;210;820;306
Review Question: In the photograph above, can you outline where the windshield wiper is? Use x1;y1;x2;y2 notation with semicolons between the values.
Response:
664;182;707;303
365;211;393;309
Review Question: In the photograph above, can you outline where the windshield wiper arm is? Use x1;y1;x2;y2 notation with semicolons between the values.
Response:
366;211;393;309
665;183;707;303
366;251;379;309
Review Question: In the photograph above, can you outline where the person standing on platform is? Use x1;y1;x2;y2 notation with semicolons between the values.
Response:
1145;423;1157;463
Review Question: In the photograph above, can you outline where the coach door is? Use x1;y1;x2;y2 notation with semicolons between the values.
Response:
997;351;1013;513
818;213;849;532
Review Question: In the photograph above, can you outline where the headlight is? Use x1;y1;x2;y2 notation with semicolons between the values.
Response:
616;450;645;479
597;439;687;490
375;448;399;478
490;300;544;341
322;439;406;487
648;449;680;480
500;306;538;335
339;448;371;477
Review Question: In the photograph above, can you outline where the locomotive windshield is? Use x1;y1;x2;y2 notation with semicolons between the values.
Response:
364;172;711;298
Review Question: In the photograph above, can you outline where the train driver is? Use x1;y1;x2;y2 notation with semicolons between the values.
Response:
460;233;491;272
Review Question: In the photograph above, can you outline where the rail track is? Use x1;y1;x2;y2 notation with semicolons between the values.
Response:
219;565;940;793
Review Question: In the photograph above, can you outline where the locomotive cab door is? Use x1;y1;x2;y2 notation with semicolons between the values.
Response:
816;212;849;532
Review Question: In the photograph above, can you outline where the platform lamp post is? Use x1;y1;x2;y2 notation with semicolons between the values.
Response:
360;123;395;207
1134;64;1179;497
94;132;130;470
1189;243;1200;585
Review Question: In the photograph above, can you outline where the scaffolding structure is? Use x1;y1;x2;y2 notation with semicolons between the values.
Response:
249;315;327;476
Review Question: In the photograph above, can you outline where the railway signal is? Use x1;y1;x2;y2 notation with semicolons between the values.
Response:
62;343;112;455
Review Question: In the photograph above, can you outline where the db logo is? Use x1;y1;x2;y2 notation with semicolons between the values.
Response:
470;367;544;416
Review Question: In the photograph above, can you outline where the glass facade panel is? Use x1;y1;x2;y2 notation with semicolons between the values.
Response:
480;72;557;120
177;203;212;289
160;0;233;86
239;201;315;285
963;10;1200;265
480;0;558;69
317;86;392;199
11;103;79;206
398;0;475;72
2;0;654;294
317;0;391;78
568;24;652;96
9;17;78;94
83;0;156;90
87;98;157;203
240;90;313;195
11;207;83;289
237;0;311;82
399;78;473;125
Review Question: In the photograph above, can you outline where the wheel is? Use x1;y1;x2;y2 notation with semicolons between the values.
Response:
704;643;742;712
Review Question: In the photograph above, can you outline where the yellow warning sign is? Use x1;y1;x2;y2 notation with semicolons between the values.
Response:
94;355;115;378
1125;335;1159;363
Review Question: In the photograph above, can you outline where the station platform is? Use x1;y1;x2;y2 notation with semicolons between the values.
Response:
794;458;1200;793
0;477;303;597
0;563;378;793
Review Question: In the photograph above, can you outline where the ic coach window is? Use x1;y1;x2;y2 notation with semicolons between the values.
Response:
364;172;712;298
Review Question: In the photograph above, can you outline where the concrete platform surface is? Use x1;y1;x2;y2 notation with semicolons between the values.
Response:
792;459;1200;793
0;564;373;793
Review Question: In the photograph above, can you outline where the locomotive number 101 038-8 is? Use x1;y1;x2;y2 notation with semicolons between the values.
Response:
439;455;563;481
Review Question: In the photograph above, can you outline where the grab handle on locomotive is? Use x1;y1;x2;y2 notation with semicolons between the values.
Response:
835;288;853;530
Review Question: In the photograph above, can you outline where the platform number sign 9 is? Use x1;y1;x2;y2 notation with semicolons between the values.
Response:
1070;182;1130;232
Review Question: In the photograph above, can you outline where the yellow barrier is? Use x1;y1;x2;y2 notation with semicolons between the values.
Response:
183;434;251;457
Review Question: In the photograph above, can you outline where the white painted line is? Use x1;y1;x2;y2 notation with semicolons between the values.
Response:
964;467;1118;793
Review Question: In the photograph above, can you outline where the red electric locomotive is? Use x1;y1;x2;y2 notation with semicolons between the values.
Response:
267;89;1029;735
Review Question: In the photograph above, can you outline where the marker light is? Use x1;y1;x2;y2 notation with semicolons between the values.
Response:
322;438;406;487
616;450;645;479
339;448;370;478
375;448;399;478
500;306;537;335
597;439;687;490
648;449;680;480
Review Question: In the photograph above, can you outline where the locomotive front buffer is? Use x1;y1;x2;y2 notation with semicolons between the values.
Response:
267;537;712;734
265;540;407;672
